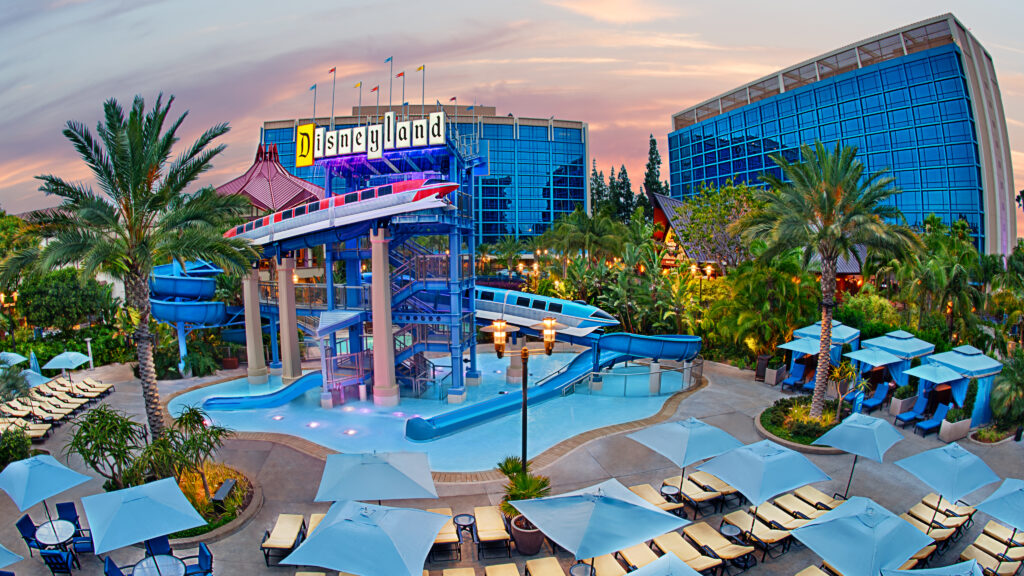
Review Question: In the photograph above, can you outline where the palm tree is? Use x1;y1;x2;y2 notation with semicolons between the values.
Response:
1;95;255;437
734;142;920;418
493;236;523;274
992;349;1024;431
0;363;29;403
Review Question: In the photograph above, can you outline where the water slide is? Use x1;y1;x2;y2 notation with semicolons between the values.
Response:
404;333;701;442
201;371;324;411
149;261;227;326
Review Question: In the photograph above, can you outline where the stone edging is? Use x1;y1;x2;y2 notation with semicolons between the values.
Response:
171;482;265;548
754;409;844;455
967;431;1017;446
162;371;709;484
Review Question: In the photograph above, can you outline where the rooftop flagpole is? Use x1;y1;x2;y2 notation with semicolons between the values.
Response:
328;67;337;130
417;65;425;119
385;56;393;113
372;85;380;121
310;84;317;124
397;71;406;120
355;82;363;126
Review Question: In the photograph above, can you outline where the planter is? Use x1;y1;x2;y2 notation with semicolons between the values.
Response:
510;514;545;556
889;395;918;417
939;418;971;443
765;366;785;387
221;357;239;370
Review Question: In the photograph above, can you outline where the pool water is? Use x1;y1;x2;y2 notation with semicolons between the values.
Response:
168;353;687;471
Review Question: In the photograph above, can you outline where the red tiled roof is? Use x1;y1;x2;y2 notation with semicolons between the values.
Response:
216;144;323;212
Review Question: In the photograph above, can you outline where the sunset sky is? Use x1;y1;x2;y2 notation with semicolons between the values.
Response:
0;0;1021;214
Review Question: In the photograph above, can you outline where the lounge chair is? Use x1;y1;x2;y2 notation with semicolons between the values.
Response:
525;557;566;576
295;573;328;576
722;510;792;561
683;522;757;574
444;569;477;576
894;394;928;427
617;543;659;571
915;404;951;436
689;470;743;507
779;364;806;391
774;494;828;519
486;563;521;576
260;513;305;566
580;555;627;576
427;507;460;562
973;533;1024;562
0;418;51;439
796;566;829;576
662;477;722;517
913;544;938;567
801;372;821;393
307;513;326;535
651;531;722;574
922;493;976;524
900;513;956;547
794;486;844;510
908;502;969;531
0;403;31;419
752;503;807;530
629;484;688;516
473;506;511;559
860;384;891;413
984;521;1024;547
961;545;1022;576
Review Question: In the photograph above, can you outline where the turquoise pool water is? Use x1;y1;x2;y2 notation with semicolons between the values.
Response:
168;353;686;471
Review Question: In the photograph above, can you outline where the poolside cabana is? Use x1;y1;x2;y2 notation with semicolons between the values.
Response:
779;337;842;389
844;348;903;412
861;330;935;388
926;345;1003;426
793;320;861;350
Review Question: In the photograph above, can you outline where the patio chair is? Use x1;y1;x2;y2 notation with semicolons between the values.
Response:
779;364;806;392
722;510;792;561
973;533;1024;562
793;486;844;510
688;470;743;507
16;513;42;557
961;544;1022;576
914;403;951;436
473;506;511;559
984;521;1023;547
485;563;521;576
427;507;461;562
260;513;306;566
145;535;172;556
652;531;721;574
908;502;969;531
71;528;94;555
894;394;929;427
616;542;659;571
56;502;80;529
752;502;807;530
40;549;79;575
524;557;566;576
860;384;891;413
0;570;13;576
922;493;976;526
683;522;757;574
629;483;688;516
900;514;956;548
774;494;828;519
183;542;214;576
796;566;829;576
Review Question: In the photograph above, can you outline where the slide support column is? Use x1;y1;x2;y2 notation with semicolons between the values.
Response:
278;257;302;384
243;269;268;384
371;227;398;406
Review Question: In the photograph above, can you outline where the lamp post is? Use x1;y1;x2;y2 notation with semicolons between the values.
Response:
0;291;18;349
483;317;565;471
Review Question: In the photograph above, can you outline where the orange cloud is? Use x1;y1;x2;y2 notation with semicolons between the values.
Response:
545;0;679;23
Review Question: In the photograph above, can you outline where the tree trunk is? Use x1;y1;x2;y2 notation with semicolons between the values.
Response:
811;258;838;419
127;272;165;439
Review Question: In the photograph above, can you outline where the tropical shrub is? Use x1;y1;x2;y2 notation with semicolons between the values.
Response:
19;269;112;333
760;396;843;444
0;428;30;470
972;426;1011;443
836;290;900;329
496;456;551;521
992;349;1024;428
64;405;151;490
893;384;916;400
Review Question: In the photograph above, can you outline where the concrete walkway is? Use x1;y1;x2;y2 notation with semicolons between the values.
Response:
3;361;1023;575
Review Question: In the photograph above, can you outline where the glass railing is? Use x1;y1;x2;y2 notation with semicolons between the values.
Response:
258;282;370;310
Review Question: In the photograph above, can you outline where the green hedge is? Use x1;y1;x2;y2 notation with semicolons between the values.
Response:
13;325;134;369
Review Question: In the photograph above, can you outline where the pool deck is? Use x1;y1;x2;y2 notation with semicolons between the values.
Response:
3;361;1024;576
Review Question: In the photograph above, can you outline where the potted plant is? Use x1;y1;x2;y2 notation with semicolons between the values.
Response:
764;355;786;386
940;381;976;443
221;343;241;370
889;384;918;417
497;456;550;556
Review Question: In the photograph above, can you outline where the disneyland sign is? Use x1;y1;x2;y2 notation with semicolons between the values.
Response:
295;111;446;167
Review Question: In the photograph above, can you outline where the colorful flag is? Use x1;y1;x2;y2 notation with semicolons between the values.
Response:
396;72;405;78
384;56;392;63
354;81;362;88
309;84;316;91
449;97;456;102
467;105;474;111
370;86;379;92
416;65;425;72
329;67;336;74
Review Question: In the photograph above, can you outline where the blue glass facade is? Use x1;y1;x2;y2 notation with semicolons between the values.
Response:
668;44;984;238
263;117;587;247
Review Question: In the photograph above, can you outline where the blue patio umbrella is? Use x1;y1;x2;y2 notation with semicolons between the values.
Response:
315;451;438;503
0;352;27;366
627;418;743;485
281;500;447;576
81;477;205;554
902;364;963;385
0;542;23;569
792;497;934;576
794;320;861;346
779;337;829;357
882;560;984;576
21;369;52;388
698;440;830;506
510;479;688;561
29;350;40;373
0;455;91;521
629;552;703;576
813;413;904;498
844;348;902;369
895;443;999;504
976;478;1024;558
43;351;90;371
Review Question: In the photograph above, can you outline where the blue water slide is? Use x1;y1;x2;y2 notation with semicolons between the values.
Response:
150;275;216;300
202;371;324;411
404;333;702;442
150;300;227;325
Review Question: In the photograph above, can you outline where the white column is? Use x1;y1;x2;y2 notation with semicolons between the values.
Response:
506;349;524;385
243;269;268;384
371;227;398;406
277;257;302;384
649;360;662;395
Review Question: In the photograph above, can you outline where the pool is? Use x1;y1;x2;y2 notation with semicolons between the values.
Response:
168;352;688;471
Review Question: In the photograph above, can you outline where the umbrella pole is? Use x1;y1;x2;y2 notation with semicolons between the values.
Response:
678;466;685;489
43;499;53;523
843;455;858;499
